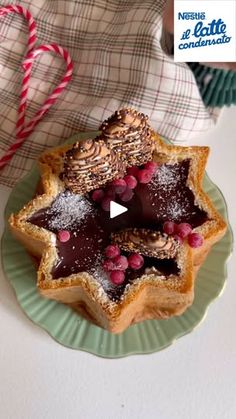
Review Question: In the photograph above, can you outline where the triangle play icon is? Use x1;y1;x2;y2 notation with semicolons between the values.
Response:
110;201;128;219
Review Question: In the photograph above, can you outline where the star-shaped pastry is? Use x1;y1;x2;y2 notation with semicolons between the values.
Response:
9;109;226;333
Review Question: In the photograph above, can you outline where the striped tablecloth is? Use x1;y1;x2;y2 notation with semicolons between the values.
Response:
0;0;219;188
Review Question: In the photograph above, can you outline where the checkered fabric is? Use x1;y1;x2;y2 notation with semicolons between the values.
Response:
0;0;219;187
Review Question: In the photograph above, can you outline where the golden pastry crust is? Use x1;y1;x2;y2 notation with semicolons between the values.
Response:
9;133;227;334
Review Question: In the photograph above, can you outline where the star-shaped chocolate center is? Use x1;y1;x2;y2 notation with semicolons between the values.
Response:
28;158;208;301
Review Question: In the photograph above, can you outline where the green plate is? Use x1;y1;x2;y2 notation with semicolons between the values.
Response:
1;135;233;357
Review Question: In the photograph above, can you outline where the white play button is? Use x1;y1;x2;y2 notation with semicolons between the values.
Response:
110;201;127;219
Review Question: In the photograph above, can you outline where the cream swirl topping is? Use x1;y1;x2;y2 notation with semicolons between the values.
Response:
100;108;149;139
63;138;124;194
100;108;154;167
112;228;179;259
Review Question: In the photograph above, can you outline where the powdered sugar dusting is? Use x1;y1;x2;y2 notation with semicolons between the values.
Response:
91;265;113;291
89;256;119;297
151;163;181;192
148;161;198;222
46;191;93;230
163;200;189;220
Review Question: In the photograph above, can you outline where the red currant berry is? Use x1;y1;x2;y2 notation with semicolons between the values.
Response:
188;233;203;248
105;244;120;259
105;186;116;199
175;223;192;239
113;255;129;270
128;253;144;270
101;197;112;211
110;270;125;285
136;169;153;184
103;259;115;272
58;230;70;243
119;187;134;202
111;179;127;194
144;161;158;174
123;175;138;189
91;189;105;203
163;221;176;235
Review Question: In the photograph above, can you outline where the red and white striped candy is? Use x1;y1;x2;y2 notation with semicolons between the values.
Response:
17;44;73;139
0;4;37;142
0;5;73;171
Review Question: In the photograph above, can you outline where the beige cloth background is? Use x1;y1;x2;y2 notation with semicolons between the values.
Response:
0;0;219;187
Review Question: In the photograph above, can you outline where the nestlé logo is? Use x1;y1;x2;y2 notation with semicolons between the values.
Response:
178;12;206;20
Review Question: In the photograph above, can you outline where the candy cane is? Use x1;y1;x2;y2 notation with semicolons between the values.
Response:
0;4;37;141
20;44;73;135
0;44;73;170
0;4;37;54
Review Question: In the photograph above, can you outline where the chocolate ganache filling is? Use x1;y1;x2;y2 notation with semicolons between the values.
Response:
28;160;208;301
